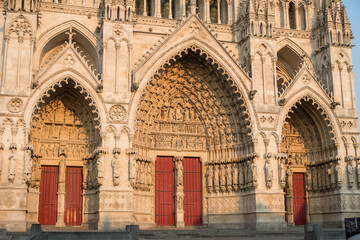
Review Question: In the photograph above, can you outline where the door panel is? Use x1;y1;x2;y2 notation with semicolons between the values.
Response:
155;156;175;226
293;173;306;225
65;167;83;225
183;157;202;226
39;166;59;225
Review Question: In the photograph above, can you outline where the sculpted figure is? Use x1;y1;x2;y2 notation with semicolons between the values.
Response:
58;155;66;192
312;167;318;191
335;161;343;188
140;161;145;188
225;164;232;191
97;154;104;185
286;167;293;189
232;163;238;191
206;165;213;193
129;156;136;184
146;163;153;187
348;160;354;188
176;161;183;186
265;157;273;188
0;146;3;178
8;148;17;183
24;148;33;183
305;166;312;191
111;151;121;186
251;160;257;185
279;158;286;188
247;160;252;185
135;160;141;186
220;164;226;192
330;162;336;188
213;165;219;192
239;163;244;187
177;195;184;210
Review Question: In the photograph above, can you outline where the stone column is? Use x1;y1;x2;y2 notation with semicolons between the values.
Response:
174;156;184;227
1;35;10;90
285;166;294;226
56;154;66;227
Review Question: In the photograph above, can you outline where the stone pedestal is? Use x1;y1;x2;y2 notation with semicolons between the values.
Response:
175;191;185;228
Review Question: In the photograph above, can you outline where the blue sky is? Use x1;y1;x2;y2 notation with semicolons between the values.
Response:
343;0;360;126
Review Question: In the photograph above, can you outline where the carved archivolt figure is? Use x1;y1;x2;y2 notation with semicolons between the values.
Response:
335;161;343;188
8;147;17;182
111;151;121;186
279;159;286;188
347;160;354;188
176;161;183;186
23;147;33;183
206;165;213;193
265;157;273;189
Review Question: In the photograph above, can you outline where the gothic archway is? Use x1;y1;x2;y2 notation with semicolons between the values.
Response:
280;95;337;226
26;79;101;227
133;48;254;226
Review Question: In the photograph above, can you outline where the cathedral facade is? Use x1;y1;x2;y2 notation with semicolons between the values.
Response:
0;0;359;232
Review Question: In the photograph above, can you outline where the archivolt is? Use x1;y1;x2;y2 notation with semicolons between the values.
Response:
134;48;253;156
31;78;101;131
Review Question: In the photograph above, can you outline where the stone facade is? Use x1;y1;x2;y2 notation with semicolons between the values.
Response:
0;0;359;232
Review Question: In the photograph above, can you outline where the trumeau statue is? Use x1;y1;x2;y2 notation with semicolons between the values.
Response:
176;161;183;186
8;147;17;183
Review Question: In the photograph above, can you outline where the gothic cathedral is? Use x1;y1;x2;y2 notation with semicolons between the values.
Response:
0;0;359;232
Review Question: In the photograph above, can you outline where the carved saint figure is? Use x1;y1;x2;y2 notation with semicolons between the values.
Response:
24;148;32;183
286;167;293;189
330;162;336;188
239;163;244;187
97;154;105;185
129;156;136;184
335;161;343;188
8;148;17;182
279;158;286;188
251;160;257;185
357;159;360;187
220;164;226;192
111;151;121;186
58;155;66;192
225;164;232;191
305;166;312;191
176;161;183;186
347;160;354;188
265;158;273;188
139;161;145;188
177;195;184;210
213;165;219;192
232;163;238;191
206;165;213;193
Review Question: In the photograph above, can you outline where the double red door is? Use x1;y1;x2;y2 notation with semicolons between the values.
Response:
293;173;306;225
38;166;83;226
155;156;202;226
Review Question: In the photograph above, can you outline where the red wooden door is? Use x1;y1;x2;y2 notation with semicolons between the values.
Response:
38;166;59;225
293;173;306;225
183;157;202;226
65;167;83;225
155;156;175;226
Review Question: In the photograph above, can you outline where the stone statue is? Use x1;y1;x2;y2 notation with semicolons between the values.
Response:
24;148;32;183
206;165;213;193
139;161;145;188
111;151;121;186
220;164;226;192
129;156;136;184
239;163;244;187
146;163;153;187
97;154;104;185
330;162;336;188
58;155;66;192
176;161;183;186
312;167;318;191
8;148;17;183
247;160;252;185
225;164;232;191
335;161;343;188
286;167;293;188
279;158;286;188
251;160;257;186
305;166;312;191
177;194;184;210
213;165;219;192
232;163;238;191
265;157;273;189
347;160;354;188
